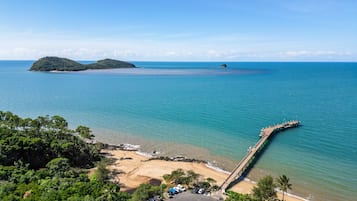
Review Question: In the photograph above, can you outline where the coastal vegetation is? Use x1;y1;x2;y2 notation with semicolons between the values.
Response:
276;175;292;201
225;175;292;201
252;175;276;201
29;56;136;71
163;169;218;191
0;111;293;201
0;111;130;200
131;183;166;201
225;191;254;201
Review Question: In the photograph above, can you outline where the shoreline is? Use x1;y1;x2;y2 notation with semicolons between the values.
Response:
93;128;314;200
103;147;307;201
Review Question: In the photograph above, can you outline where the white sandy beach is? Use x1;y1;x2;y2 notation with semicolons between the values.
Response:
105;149;305;201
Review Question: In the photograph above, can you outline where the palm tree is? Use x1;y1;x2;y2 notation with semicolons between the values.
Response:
187;170;200;186
276;175;292;201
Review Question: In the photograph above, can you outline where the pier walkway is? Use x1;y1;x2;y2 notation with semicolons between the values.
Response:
220;120;300;192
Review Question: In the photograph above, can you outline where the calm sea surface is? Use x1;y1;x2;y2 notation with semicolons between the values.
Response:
0;61;356;201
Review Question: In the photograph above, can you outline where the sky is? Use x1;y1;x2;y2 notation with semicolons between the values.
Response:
0;0;356;61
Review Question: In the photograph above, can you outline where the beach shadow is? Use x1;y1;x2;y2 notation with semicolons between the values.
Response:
119;157;133;160
121;185;137;194
148;178;162;186
111;169;126;176
101;152;114;157
100;152;119;165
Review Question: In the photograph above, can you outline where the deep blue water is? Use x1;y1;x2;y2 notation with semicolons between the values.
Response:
0;61;356;201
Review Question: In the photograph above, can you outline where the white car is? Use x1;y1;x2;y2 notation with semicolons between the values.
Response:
176;184;186;192
198;188;205;194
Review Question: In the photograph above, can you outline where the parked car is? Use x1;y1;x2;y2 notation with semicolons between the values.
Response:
166;193;174;199
169;188;178;194
192;187;199;194
176;184;186;192
148;195;162;201
198;188;205;194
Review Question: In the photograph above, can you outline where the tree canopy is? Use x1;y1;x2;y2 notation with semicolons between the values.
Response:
0;111;130;200
225;191;254;201
0;111;100;169
252;175;277;201
29;57;136;71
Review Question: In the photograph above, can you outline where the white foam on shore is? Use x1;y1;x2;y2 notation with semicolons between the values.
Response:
119;143;141;151
135;151;153;158
281;190;310;201
205;162;231;175
242;177;257;184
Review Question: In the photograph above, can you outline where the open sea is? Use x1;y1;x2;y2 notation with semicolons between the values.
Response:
0;61;356;201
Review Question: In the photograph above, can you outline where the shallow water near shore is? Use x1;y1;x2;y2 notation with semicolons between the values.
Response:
0;61;356;201
92;127;325;201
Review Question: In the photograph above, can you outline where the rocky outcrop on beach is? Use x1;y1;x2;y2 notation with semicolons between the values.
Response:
148;155;207;163
102;143;206;163
102;143;141;151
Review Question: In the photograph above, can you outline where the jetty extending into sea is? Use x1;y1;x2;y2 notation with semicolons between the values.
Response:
220;120;300;192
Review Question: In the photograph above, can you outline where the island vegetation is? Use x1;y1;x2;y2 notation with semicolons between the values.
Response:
29;56;136;71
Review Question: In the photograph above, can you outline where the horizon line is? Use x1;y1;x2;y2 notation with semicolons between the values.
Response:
0;59;356;63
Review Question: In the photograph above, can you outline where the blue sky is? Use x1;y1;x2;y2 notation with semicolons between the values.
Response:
0;0;356;61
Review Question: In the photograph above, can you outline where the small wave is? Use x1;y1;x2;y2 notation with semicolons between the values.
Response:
242;177;257;184
118;143;141;151
281;190;311;201
205;162;231;175
135;151;153;158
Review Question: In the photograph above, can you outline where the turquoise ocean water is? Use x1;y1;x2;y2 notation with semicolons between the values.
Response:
0;61;356;201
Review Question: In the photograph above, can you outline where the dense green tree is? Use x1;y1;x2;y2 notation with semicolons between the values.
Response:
198;181;211;189
46;158;70;177
163;168;185;184
187;170;200;185
0;111;101;169
252;175;277;201
225;190;254;201
0;111;131;201
51;115;68;130
91;161;110;183
276;175;292;201
76;125;95;140
131;183;162;201
163;168;204;188
206;177;217;191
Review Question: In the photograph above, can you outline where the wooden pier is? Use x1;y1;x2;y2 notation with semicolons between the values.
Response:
220;120;300;192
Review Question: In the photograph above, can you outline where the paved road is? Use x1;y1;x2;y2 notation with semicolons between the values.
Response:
169;192;220;201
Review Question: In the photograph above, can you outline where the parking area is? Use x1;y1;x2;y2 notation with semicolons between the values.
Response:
169;192;219;201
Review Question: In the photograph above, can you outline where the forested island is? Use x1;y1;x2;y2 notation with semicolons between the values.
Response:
29;57;136;71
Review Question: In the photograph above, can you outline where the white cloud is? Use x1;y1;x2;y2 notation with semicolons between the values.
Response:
280;50;353;58
0;29;356;61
